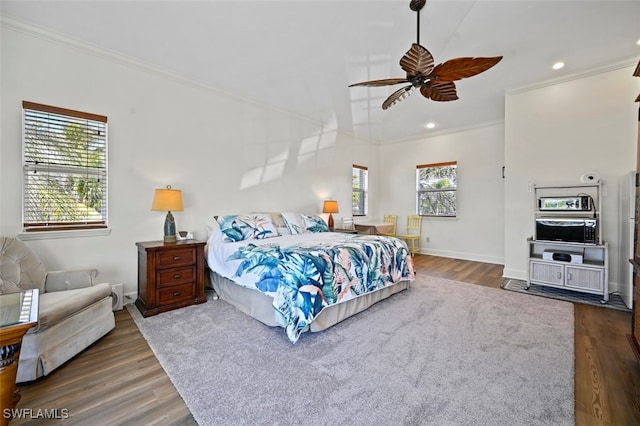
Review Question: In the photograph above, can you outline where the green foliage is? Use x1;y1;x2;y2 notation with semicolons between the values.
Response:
25;117;105;224
417;164;457;216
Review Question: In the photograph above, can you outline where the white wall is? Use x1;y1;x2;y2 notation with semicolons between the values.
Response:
0;22;379;296
2;20;637;299
379;124;506;264
503;65;638;295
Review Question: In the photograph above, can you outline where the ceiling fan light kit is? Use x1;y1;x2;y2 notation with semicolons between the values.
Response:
349;0;503;110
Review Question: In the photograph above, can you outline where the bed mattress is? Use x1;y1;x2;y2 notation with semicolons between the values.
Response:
206;217;415;342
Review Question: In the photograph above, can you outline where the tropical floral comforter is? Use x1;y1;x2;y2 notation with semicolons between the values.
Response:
206;231;415;343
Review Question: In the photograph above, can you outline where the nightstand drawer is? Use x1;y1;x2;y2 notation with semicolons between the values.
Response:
156;248;196;268
157;283;196;306
157;266;196;288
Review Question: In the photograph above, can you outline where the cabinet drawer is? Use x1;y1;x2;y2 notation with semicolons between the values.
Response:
157;283;195;306
157;266;196;288
530;261;564;286
566;266;603;291
156;248;196;269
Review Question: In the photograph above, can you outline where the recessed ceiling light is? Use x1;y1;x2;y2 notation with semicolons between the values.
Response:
424;122;436;129
552;62;565;70
637;39;640;46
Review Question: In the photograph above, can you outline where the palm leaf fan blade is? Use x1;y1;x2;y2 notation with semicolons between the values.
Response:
429;56;503;82
349;78;410;88
382;85;416;110
399;43;435;77
420;81;458;102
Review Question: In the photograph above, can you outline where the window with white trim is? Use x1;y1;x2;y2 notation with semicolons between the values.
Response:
22;101;108;232
352;164;368;216
416;161;457;217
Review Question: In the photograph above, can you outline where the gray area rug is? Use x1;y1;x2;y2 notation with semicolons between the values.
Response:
128;276;574;426
502;278;631;312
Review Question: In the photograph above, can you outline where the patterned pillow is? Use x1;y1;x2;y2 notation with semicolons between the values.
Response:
303;214;330;233
282;212;329;234
281;212;304;235
216;213;279;242
254;212;291;235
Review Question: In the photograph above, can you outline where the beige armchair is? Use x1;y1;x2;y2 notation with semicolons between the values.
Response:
0;237;114;383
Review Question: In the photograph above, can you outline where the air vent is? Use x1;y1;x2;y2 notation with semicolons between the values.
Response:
111;283;123;311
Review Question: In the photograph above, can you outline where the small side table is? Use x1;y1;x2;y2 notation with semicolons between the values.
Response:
135;240;207;317
354;222;395;235
0;289;39;425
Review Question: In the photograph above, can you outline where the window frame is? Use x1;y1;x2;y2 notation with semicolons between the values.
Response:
352;164;368;217
416;161;457;217
22;101;109;234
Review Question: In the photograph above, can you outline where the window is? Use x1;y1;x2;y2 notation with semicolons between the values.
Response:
22;101;108;232
352;164;368;216
416;161;457;217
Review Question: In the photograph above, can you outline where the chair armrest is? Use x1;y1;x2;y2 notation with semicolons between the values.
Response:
44;269;99;292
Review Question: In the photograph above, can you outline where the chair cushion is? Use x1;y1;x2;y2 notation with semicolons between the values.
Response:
31;282;112;332
0;237;46;294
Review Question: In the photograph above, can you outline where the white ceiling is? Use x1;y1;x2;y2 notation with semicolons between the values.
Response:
2;0;639;144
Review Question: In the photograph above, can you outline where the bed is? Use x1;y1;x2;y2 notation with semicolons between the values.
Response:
206;212;415;343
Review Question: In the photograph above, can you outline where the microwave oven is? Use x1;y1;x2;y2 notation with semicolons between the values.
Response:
535;217;598;244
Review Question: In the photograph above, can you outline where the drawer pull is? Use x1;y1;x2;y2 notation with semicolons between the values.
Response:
174;274;182;279
173;291;180;297
173;256;181;261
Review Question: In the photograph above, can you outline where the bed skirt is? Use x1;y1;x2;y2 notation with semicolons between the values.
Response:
207;270;411;333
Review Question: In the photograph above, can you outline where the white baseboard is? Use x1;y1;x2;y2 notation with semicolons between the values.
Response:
501;268;528;281
422;248;504;266
124;292;137;306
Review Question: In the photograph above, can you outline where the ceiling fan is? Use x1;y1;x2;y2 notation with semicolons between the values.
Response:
349;0;503;110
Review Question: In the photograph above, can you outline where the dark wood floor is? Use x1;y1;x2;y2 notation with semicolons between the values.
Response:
11;255;640;425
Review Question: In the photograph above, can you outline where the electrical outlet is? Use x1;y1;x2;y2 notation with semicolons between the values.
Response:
425;236;430;243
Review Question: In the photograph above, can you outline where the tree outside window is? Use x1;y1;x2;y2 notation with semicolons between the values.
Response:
22;101;108;231
416;162;457;217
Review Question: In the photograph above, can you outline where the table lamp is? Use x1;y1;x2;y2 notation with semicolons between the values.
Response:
323;200;339;229
152;185;184;242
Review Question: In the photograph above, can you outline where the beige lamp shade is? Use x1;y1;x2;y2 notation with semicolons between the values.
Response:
152;186;183;243
152;187;184;212
323;200;338;229
322;200;339;214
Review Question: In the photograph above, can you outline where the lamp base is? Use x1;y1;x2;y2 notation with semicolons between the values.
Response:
163;211;177;243
328;213;334;229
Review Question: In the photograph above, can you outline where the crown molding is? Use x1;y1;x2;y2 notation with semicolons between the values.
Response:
507;57;639;96
0;16;350;142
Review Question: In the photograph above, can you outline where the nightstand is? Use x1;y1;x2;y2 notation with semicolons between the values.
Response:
135;240;207;317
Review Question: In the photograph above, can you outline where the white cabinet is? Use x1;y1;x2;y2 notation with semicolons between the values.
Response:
527;238;609;303
530;261;605;290
527;182;609;303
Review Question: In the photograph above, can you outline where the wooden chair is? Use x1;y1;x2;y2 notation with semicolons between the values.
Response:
341;217;354;230
398;215;422;256
380;214;397;237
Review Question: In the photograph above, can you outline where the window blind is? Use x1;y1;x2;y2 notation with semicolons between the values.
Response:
22;101;108;231
416;161;457;217
352;164;368;216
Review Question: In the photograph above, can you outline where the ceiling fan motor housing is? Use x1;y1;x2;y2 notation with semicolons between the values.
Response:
410;0;426;12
